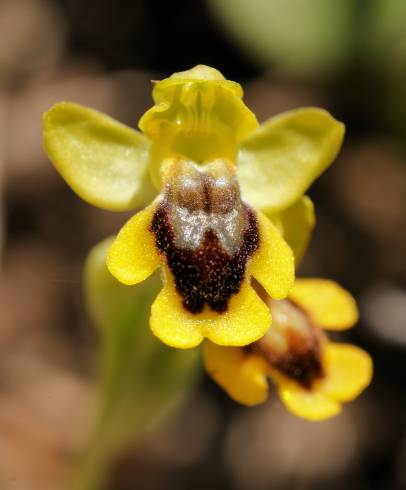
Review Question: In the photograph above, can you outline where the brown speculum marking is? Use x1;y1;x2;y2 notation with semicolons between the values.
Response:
246;297;324;389
151;160;259;314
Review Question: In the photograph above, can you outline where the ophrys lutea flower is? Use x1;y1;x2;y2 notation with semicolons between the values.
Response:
43;65;344;349
204;279;373;420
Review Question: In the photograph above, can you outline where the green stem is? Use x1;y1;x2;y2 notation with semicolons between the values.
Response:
70;438;115;490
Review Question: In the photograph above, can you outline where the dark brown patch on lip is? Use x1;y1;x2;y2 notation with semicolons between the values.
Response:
151;201;259;314
246;298;324;389
249;332;323;389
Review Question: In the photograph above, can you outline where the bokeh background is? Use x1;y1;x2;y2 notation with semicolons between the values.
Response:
1;0;406;488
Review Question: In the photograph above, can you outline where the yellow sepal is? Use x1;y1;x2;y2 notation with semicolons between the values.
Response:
139;65;259;188
43;102;156;211
238;107;345;214
140;64;258;143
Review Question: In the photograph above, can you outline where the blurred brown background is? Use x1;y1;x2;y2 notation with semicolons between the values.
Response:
1;0;406;489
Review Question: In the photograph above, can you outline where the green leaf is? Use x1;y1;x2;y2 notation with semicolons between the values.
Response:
43;102;156;211
269;196;315;266
74;237;200;490
237;107;344;214
208;0;354;79
364;0;406;61
364;0;406;135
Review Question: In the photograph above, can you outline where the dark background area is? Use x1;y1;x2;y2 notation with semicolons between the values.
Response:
1;0;406;488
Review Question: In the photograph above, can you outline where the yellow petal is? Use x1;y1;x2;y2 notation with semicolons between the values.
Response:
107;203;160;285
322;342;373;402
150;267;271;349
269;195;315;266
203;341;269;406
43;102;156;211
277;379;341;421
251;211;295;300
237;107;345;214
289;278;359;330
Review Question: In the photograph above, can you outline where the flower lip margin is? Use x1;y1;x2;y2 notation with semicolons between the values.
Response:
146;195;294;349
106;166;294;349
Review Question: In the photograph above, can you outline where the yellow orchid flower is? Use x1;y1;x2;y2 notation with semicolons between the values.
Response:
204;278;373;421
43;65;344;349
